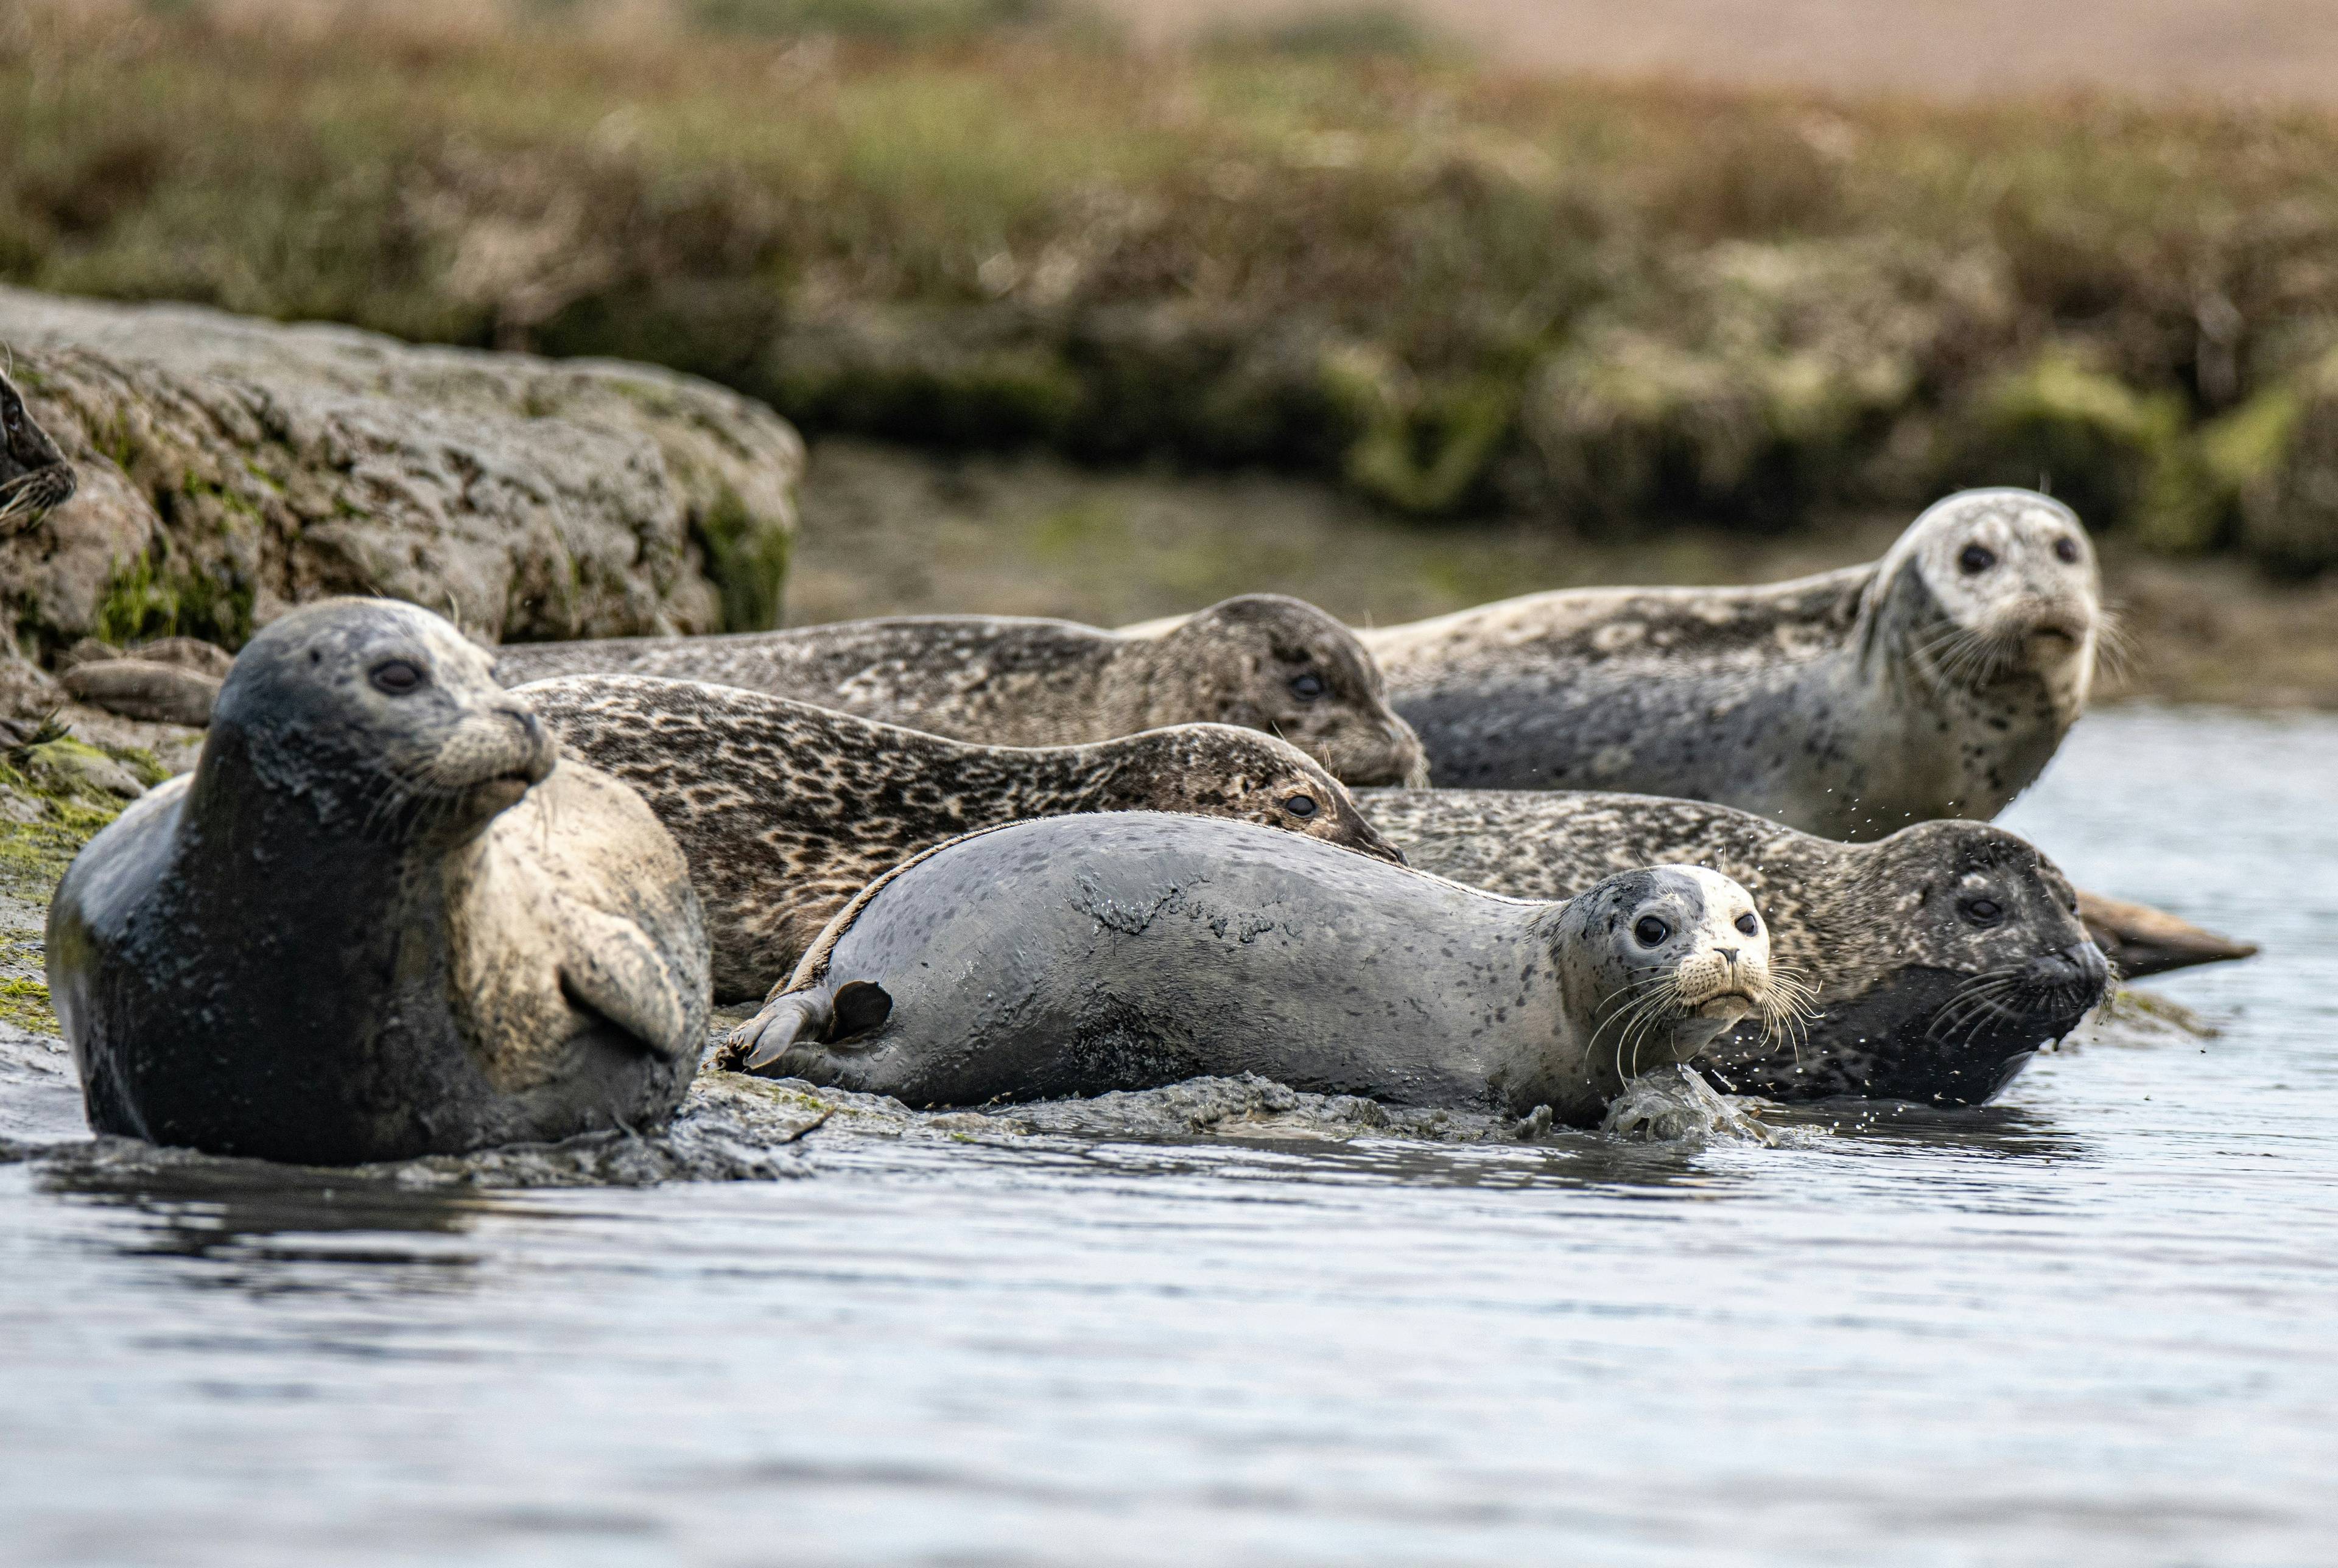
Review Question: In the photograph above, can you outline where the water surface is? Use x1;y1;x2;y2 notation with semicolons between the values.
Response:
4;707;2333;1566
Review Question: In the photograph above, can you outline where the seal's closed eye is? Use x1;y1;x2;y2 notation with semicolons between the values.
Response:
371;659;425;695
1289;672;1325;700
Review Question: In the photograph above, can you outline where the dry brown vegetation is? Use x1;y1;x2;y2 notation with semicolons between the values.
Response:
8;0;2338;570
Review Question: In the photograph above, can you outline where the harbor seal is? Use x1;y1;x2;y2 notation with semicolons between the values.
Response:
46;599;711;1165
517;673;1404;1003
493;593;1430;788
0;366;75;534
1364;789;2111;1104
1361;489;2101;838
723;812;1801;1124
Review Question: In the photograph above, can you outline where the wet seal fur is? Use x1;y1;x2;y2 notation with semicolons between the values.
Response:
1365;788;2110;1105
518;673;1404;1003
493;593;1429;788
0;366;75;534
723;811;1801;1124
1364;489;2102;838
46;599;711;1165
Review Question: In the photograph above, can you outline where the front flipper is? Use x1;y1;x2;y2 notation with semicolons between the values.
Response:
558;905;697;1059
726;980;892;1075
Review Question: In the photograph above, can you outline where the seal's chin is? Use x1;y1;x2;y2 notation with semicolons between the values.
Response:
470;772;539;814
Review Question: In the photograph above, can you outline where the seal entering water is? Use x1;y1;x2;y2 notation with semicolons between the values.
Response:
1364;789;2110;1105
1363;489;2101;838
725;813;1799;1124
518;674;1403;1003
493;594;1429;788
46;599;711;1165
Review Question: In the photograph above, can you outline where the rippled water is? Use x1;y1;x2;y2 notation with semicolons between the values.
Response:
4;707;2334;1567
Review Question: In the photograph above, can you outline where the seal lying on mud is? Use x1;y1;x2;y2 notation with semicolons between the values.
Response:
1362;489;2102;838
493;594;1429;787
725;812;1802;1124
46;600;710;1165
518;674;1403;1003
1364;789;2111;1105
0;368;75;534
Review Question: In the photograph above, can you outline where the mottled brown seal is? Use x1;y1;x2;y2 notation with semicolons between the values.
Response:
1363;788;2110;1105
724;812;1800;1124
516;673;1403;1003
493;593;1429;788
0;366;75;534
1363;489;2101;839
46;599;711;1165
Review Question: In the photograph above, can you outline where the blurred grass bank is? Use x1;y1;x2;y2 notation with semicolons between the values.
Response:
9;0;2338;603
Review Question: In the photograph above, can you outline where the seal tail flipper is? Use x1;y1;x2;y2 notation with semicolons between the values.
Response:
2075;887;2258;979
726;980;892;1074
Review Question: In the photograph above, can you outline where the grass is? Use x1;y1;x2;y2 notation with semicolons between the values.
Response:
7;1;2338;567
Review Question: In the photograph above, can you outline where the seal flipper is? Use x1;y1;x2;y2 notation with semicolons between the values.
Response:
556;905;698;1059
728;980;891;1074
729;987;835;1074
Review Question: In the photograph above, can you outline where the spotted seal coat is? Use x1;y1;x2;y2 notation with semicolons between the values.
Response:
46;599;711;1165
723;811;1801;1124
1361;489;2101;838
0;366;75;534
1364;789;2110;1105
516;673;1403;1003
493;593;1428;788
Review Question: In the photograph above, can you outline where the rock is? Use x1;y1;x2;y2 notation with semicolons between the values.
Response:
0;285;801;654
59;660;219;728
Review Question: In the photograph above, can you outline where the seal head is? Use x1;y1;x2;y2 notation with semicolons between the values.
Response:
1728;817;2108;1103
1864;488;2101;728
1141;595;1428;787
1536;865;1790;1104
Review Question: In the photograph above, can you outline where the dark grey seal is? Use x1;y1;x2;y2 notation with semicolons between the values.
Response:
46;599;711;1165
724;813;1799;1124
0;366;75;534
516;673;1403;1004
493;593;1430;788
1363;489;2101;838
1364;789;2111;1105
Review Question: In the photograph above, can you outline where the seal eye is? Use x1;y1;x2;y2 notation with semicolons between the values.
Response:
1633;915;1670;947
1282;793;1319;819
1959;544;1996;575
370;659;425;696
1734;912;1759;937
1961;896;2005;927
1289;671;1326;701
2054;536;2081;564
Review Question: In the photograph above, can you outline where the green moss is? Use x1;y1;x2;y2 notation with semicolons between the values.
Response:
690;485;793;632
1948;349;2202;540
0;975;57;1035
94;553;255;649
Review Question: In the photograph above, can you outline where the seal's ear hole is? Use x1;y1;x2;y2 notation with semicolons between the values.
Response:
830;981;893;1041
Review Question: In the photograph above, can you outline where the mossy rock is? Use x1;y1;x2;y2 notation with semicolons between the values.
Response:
1943;348;2209;548
2199;346;2338;577
1321;346;1514;516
